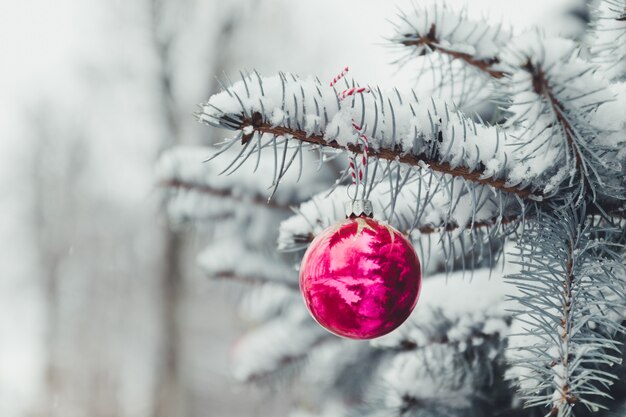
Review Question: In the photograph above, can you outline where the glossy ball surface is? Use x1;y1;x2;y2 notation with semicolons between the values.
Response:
299;216;421;339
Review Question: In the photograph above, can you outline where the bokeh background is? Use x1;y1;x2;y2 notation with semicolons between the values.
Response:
0;0;588;416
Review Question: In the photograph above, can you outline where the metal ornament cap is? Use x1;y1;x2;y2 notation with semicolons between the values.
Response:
345;199;374;218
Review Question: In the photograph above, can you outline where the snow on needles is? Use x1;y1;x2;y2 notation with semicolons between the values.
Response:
390;3;512;63
200;71;561;194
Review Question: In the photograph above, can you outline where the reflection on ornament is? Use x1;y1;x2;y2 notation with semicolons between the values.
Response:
299;215;421;340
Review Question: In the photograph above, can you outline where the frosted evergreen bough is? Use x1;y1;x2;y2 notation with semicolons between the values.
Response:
161;1;626;416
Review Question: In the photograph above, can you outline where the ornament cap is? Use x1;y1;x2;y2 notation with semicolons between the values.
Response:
345;200;373;218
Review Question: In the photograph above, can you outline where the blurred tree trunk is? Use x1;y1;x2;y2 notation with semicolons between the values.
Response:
30;110;88;416
148;1;245;415
150;1;185;416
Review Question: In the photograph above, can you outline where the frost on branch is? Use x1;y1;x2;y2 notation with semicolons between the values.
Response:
158;145;332;222
390;4;510;78
199;72;560;200
198;239;298;290
589;0;626;81
359;267;515;417
502;33;624;202
278;176;521;274
231;304;330;383
373;265;513;353
506;205;626;416
388;3;511;108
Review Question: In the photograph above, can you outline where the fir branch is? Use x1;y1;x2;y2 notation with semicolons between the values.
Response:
383;324;503;353
163;178;291;211
290;213;520;242
400;24;506;79
213;271;299;290
199;73;547;204
506;204;626;416
238;114;532;198
503;35;623;202
589;0;626;81
548;237;582;415
198;241;299;289
520;60;586;188
368;340;509;417
278;182;517;277
242;331;332;384
389;2;512;96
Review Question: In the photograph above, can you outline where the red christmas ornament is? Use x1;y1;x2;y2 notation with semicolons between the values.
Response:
299;202;421;340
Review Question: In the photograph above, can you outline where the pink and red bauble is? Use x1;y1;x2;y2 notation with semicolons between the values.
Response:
299;216;421;340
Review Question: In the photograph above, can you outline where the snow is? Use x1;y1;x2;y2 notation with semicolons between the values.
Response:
381;348;473;411
204;68;614;197
588;0;626;81
278;175;516;275
391;3;513;63
158;145;333;211
373;260;518;350
239;284;297;323
231;305;325;382
501;32;621;193
198;239;297;287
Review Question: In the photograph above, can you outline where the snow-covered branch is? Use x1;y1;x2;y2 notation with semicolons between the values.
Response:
502;34;625;202
392;9;626;203
199;240;299;289
589;0;626;81
231;306;331;383
199;73;550;200
390;4;511;79
278;180;519;274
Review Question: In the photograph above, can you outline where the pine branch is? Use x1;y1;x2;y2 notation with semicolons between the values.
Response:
389;2;512;99
238;114;532;198
547;237;581;415
213;271;298;290
158;145;333;223
365;339;510;417
244;333;332;384
381;318;504;354
589;0;626;81
506;204;626;416
503;34;623;202
163;178;291;211
198;73;559;206
520;60;587;192
198;240;298;288
278;182;517;274
393;12;625;202
399;24;506;79
231;308;332;384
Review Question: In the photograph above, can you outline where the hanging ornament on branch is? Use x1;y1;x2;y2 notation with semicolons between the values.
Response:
299;68;422;340
299;200;422;339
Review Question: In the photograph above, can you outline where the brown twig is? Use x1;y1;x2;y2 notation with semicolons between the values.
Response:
549;240;578;416
389;329;502;353
522;61;587;188
413;213;520;235
242;115;534;199
213;271;298;290
162;178;292;211
401;24;507;79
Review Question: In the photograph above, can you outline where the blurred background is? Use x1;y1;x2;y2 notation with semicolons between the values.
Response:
0;0;588;416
